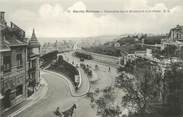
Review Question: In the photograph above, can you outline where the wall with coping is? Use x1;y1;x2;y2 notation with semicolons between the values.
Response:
78;50;120;67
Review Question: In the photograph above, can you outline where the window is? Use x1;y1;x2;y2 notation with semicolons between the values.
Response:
32;48;39;54
31;60;36;69
16;85;23;96
3;55;11;73
17;54;23;68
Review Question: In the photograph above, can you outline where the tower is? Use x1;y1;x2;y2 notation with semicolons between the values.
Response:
28;29;40;96
29;29;40;55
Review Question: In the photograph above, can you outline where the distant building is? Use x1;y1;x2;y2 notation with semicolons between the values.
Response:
169;25;183;42
134;49;153;59
120;54;136;65
41;40;74;54
121;49;157;66
0;11;40;114
114;42;120;48
41;42;56;54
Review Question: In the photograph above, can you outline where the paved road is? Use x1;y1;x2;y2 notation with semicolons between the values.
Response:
16;52;118;117
16;71;96;117
61;52;118;90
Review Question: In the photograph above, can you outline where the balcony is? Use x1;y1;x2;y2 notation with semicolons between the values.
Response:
3;69;11;74
2;65;26;77
28;67;36;73
17;64;23;69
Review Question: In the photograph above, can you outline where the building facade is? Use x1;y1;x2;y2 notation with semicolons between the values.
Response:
0;11;40;114
169;25;183;42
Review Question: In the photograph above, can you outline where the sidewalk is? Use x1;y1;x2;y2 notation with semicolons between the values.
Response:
43;69;90;97
2;78;48;117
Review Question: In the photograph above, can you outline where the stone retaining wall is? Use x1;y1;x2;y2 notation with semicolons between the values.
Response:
77;50;120;67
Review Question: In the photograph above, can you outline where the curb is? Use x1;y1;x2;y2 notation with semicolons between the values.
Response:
43;70;90;97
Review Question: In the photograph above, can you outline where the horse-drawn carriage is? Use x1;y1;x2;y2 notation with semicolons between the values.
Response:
54;104;77;117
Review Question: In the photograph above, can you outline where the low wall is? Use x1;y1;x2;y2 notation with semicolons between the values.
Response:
77;68;82;88
77;50;120;67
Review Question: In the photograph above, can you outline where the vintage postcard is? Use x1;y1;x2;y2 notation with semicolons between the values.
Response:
0;0;183;117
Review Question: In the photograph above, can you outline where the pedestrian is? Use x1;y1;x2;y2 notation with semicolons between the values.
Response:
108;67;111;72
75;86;79;91
55;107;61;116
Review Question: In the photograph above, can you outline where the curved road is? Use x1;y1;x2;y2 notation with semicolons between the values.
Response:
16;52;118;117
61;52;118;90
16;71;96;117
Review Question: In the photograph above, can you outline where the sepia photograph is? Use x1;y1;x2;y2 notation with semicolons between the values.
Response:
0;0;183;117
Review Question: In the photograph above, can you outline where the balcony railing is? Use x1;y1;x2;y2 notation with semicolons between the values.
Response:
28;67;36;73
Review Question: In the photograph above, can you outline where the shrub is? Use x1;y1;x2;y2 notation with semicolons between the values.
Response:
40;50;58;68
47;58;79;87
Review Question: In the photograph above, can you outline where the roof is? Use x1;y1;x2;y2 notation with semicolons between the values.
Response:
171;25;183;33
0;27;10;51
1;26;27;47
29;29;40;48
0;30;27;53
4;34;27;46
0;43;10;52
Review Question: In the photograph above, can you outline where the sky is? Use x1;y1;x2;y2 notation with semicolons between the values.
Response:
0;0;183;38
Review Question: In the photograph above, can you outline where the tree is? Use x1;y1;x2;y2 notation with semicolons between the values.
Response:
162;45;177;58
116;58;162;116
163;62;183;116
93;87;122;117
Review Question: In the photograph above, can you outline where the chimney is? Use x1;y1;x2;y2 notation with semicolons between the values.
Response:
0;11;6;26
176;25;180;28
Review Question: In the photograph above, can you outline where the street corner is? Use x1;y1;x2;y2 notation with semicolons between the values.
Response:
6;79;48;117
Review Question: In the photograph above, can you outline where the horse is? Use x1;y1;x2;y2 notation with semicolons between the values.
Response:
62;104;77;117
